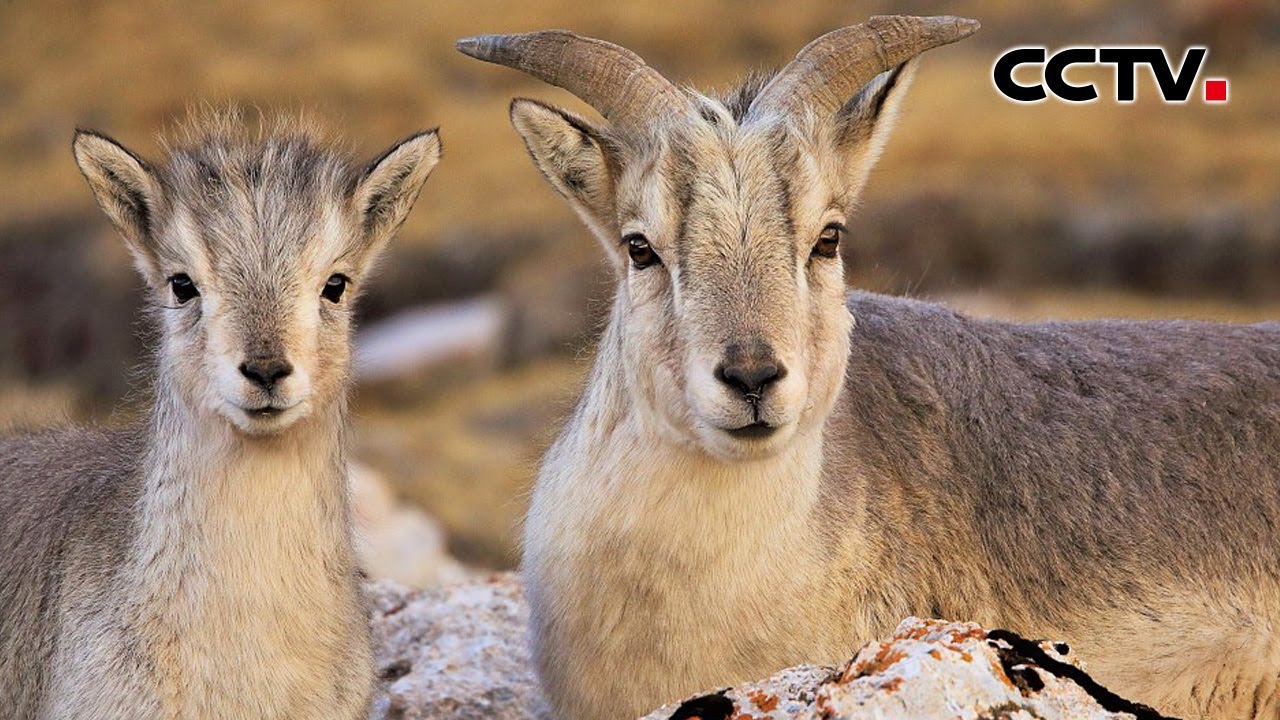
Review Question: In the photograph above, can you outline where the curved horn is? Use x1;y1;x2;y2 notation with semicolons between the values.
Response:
748;15;980;119
456;30;687;127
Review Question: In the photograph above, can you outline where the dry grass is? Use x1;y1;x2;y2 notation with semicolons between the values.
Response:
2;0;1276;244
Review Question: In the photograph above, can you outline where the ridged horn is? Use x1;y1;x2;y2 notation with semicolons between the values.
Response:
747;15;980;119
456;30;687;127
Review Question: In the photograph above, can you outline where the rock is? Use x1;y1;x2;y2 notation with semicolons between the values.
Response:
349;461;468;588
643;617;1168;720
353;297;506;406
367;578;1172;720
367;574;547;720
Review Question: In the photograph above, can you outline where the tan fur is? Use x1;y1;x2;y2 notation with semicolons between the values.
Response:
505;37;1280;720
0;112;441;719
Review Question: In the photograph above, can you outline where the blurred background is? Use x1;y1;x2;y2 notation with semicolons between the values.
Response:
1;0;1277;582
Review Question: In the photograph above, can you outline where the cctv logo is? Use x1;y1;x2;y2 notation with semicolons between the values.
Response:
994;47;1229;104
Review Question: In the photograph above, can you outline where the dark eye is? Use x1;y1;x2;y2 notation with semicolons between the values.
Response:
812;222;844;259
168;273;200;304
625;233;660;269
322;274;349;303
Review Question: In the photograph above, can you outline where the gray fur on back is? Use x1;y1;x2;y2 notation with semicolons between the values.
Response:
832;293;1280;617
0;427;145;714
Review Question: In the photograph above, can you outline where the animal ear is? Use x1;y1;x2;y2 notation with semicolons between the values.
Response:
353;129;441;253
73;129;164;278
509;98;616;238
832;59;918;196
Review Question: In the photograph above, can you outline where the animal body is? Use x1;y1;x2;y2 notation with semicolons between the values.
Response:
458;17;1280;720
0;113;441;719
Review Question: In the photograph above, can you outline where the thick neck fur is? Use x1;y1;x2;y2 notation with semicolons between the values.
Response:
135;364;351;581
526;303;845;720
540;304;826;555
117;361;367;718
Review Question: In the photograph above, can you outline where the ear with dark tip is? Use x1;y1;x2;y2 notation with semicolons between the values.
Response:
509;98;616;241
833;59;918;196
353;129;441;252
72;129;164;278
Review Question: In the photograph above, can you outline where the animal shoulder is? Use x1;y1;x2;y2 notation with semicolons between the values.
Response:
0;426;145;535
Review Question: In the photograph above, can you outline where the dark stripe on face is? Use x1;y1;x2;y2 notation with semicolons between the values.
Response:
666;136;699;286
766;127;799;265
773;162;796;240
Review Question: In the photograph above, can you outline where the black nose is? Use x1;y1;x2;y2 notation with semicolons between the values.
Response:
715;342;786;399
239;356;293;391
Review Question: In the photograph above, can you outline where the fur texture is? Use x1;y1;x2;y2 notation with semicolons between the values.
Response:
0;111;440;719
514;51;1280;720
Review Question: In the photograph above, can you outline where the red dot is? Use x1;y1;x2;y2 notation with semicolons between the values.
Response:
1205;79;1228;103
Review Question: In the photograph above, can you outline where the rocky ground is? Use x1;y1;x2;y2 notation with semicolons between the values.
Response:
366;575;545;720
365;574;1171;720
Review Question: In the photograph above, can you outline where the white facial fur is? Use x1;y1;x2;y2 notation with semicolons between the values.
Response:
510;65;913;462
156;204;354;436
73;120;441;438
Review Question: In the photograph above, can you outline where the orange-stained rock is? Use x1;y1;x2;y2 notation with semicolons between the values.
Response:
643;618;1160;720
366;577;1164;720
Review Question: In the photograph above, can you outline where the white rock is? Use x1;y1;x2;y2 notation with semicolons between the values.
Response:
366;577;1165;720
643;617;1155;720
367;574;546;720
349;461;467;588
353;297;505;383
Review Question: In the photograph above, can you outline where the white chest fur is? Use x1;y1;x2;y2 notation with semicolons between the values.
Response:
524;413;841;719
48;418;371;720
158;458;360;712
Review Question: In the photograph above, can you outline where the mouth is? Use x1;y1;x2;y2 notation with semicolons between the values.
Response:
723;421;778;440
234;400;301;422
220;396;310;435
